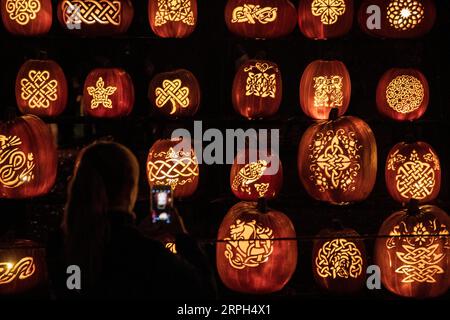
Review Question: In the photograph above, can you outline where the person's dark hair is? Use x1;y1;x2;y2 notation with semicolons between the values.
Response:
62;141;139;290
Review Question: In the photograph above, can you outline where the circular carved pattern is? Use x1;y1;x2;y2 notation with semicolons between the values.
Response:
387;0;424;30
386;75;424;114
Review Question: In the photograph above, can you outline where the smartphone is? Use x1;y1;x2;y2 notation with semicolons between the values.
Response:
150;186;173;224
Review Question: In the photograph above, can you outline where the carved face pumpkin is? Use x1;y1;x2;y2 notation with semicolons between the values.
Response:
148;0;197;38
375;205;449;298
230;148;283;201
0;240;47;296
148;69;201;118
224;0;297;39
298;0;354;40
232;59;282;120
1;0;52;36
298;115;377;205
146;138;199;199
312;227;367;294
385;142;440;205
0;115;57;199
358;0;436;38
376;68;429;122
83;68;135;118
216;201;297;294
300;60;351;120
16;59;68;117
57;0;134;36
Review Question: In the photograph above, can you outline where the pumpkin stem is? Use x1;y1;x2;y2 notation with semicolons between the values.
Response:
257;197;268;214
406;199;421;216
37;50;48;60
328;108;340;121
332;219;345;231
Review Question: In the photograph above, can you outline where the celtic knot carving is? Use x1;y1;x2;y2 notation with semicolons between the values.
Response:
6;0;41;25
386;75;424;114
313;75;343;108
61;0;122;26
311;0;346;25
231;4;277;24
155;79;190;115
0;257;35;285
244;63;278;99
155;0;195;26
20;70;58;109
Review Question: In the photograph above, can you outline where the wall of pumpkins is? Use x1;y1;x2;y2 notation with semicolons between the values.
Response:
0;0;449;299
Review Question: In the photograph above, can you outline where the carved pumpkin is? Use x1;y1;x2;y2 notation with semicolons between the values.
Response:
230;148;283;201
298;0;354;40
57;0;134;36
146;138;199;199
1;0;52;36
376;68;429;122
15;59;68;118
358;0;436;38
0;115;57;199
148;0;197;38
300;60;351;120
148;69;201;118
312;225;367;294
83;68;134;118
297;112;377;205
385;141;440;205
0;240;48;296
216;201;297;294
232;59;282;120
375;203;449;298
224;0;297;39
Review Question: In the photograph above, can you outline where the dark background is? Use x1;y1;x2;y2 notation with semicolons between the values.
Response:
0;0;449;299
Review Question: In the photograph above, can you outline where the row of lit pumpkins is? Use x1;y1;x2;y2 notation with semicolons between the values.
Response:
14;59;429;122
1;201;449;298
0;0;437;39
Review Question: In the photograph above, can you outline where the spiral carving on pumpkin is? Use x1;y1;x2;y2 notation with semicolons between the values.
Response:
0;257;35;285
6;0;41;25
387;0;424;30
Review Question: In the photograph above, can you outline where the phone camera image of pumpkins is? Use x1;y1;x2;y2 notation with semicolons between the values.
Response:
230;148;283;201
148;69;201;118
1;0;52;36
298;0;354;40
83;68;135;118
146;138;199;199
300;60;351;120
385;142;440;205
376;68;429;122
0;240;48;296
375;203;449;298
0;115;57;199
16;59;68;118
57;0;134;36
148;0;197;38
297;110;377;205
224;0;297;39
216;201;297;294
312;225;367;294
358;0;436;38
232;59;282;120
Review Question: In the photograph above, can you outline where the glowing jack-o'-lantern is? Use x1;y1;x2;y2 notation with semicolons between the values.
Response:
385;141;440;205
0;240;47;296
230;148;283;201
300;60;351;120
16;59;68;118
0;115;57;199
57;0;134;36
232;60;282;120
312;225;367;294
358;0;436;38
224;0;297;39
376;68;429;122
298;111;377;205
1;0;52;36
375;203;449;298
148;0;197;38
298;0;354;40
83;68;134;118
146;138;199;199
148;69;201;118
216;201;297;294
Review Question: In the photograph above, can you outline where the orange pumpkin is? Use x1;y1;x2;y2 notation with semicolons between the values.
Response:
375;203;449;298
224;0;297;39
300;60;351;120
16;59;68;117
148;0;197;38
385;141;440;205
216;201;297;294
298;0;354;40
1;0;52;36
376;68;429;122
